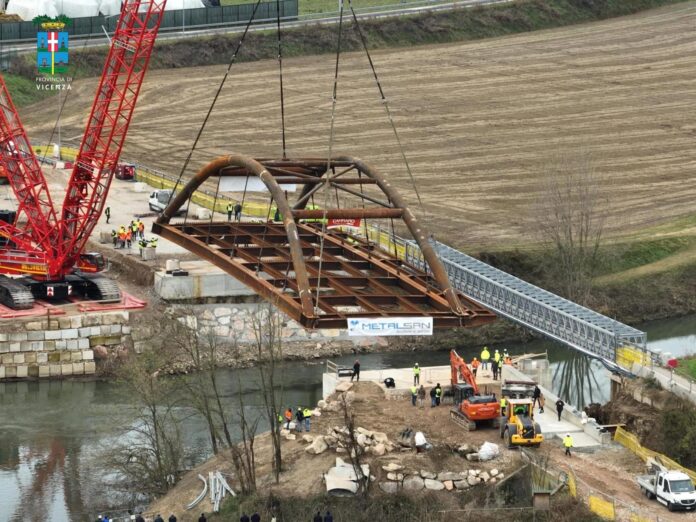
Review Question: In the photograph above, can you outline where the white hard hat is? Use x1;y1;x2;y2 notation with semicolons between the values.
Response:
566;433;570;437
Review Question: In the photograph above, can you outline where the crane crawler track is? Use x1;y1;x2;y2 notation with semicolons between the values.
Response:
0;276;34;309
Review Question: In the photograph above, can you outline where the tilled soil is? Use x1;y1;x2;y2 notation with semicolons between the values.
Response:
22;2;696;250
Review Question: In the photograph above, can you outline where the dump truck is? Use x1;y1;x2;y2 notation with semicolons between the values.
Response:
637;460;696;512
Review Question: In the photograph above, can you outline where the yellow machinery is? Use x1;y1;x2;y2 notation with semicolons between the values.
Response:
500;398;543;448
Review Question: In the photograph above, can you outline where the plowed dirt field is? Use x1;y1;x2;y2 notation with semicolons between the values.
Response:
23;2;696;249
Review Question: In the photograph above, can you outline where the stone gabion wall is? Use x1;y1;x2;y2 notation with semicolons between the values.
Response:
0;311;132;380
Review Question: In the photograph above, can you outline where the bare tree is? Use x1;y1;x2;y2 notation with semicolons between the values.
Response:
339;393;370;499
531;152;607;304
228;376;259;494
104;347;184;499
171;312;235;454
250;304;285;483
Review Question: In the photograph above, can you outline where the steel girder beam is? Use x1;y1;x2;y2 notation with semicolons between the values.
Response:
154;154;496;329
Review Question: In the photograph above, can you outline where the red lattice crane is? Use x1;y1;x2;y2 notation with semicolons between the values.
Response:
0;0;166;309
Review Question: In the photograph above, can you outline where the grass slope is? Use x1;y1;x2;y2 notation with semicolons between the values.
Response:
3;74;55;107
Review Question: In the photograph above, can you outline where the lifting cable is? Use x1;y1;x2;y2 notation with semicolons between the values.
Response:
167;0;264;211
276;0;288;159
312;0;345;314
347;0;425;215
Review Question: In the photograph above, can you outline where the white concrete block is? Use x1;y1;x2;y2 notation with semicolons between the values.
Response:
70;316;82;329
82;349;94;361
78;338;90;349
66;340;79;350
27;331;44;341
9;343;20;352
110;325;122;335
45;330;62;340
37;353;48;363
90;326;101;336
78;327;91;338
55;340;67;350
62;329;79;340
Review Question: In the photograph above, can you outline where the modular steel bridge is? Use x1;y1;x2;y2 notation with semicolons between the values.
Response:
153;153;650;370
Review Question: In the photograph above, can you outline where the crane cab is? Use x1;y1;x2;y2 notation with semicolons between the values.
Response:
77;252;106;273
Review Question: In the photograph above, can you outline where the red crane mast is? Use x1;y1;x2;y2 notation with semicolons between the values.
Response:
0;0;166;308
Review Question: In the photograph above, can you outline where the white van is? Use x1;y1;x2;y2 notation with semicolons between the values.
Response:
148;189;186;215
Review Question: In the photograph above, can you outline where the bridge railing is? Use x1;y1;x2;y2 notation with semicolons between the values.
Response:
356;223;653;369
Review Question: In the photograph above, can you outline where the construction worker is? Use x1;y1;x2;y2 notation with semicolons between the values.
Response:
471;357;480;378
491;358;499;381
234;201;242;221
303;407;312;431
429;386;437;407
111;229;117;247
533;385;541;409
480;346;490;372
104;206;111;224
563;433;573;457
410;385;418;406
494;349;501;365
556;398;565;422
417;385;426;407
538;393;545;414
435;383;442;406
150;237;158;249
138;220;145;239
118;226;126;248
351;359;360;382
413;363;421;385
125;228;132;248
500;396;507;416
295;407;304;432
284;407;293;430
227;202;233;221
504;355;512;365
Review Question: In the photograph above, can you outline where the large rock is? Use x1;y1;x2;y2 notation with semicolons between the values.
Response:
457;444;475;454
357;427;374;437
356;434;368;447
403;476;424;491
437;472;461;482
317;399;327;409
382;463;404;472
467;476;481;486
306;436;328;454
324;435;338;447
490;469;499;477
379;482;398;494
443;480;454;491
424;479;445;491
372;432;389;444
387;472;404;481
420;470;437;480
454;480;470;490
335;381;353;393
479;472;491;482
285;433;297;441
371;443;386;456
302;435;314;443
466;453;480;462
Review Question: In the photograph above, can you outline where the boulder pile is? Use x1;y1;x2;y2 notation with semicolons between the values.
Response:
378;467;503;493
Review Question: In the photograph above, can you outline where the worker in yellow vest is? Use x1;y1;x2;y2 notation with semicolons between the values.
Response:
303;407;312;432
413;363;421;386
500;397;507;416
480;346;490;372
563;433;573;457
494;349;501;364
410;385;418;406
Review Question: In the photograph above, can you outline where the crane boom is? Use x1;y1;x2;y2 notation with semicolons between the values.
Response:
56;0;166;277
450;349;480;395
0;76;59;255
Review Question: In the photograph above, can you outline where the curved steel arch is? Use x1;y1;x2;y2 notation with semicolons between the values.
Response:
154;153;494;329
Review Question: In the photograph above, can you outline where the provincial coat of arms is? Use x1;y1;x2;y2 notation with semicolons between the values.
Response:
34;15;70;76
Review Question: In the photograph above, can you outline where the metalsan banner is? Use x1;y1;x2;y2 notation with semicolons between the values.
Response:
347;317;433;336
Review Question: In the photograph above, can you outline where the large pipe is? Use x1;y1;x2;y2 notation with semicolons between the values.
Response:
338;156;466;316
156;154;316;321
292;208;402;219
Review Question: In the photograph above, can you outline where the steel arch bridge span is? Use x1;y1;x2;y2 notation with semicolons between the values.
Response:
153;153;496;329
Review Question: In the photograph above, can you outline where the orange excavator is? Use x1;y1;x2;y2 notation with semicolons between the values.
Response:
449;349;500;430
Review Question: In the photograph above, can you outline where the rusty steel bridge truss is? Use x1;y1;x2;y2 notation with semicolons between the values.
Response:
153;154;495;329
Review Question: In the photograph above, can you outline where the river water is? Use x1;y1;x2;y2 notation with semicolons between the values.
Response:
1;315;695;521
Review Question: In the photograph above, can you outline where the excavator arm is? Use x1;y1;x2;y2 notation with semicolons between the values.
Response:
450;349;480;395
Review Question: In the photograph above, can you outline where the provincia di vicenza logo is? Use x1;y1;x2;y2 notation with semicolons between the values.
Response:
34;15;72;91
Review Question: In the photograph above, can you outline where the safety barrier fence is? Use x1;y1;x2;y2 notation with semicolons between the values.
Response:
614;426;696;484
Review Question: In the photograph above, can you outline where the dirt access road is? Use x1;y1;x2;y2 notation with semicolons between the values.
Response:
22;2;696;250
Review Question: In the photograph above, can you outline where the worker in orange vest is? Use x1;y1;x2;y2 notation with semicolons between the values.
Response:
471;357;480;379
